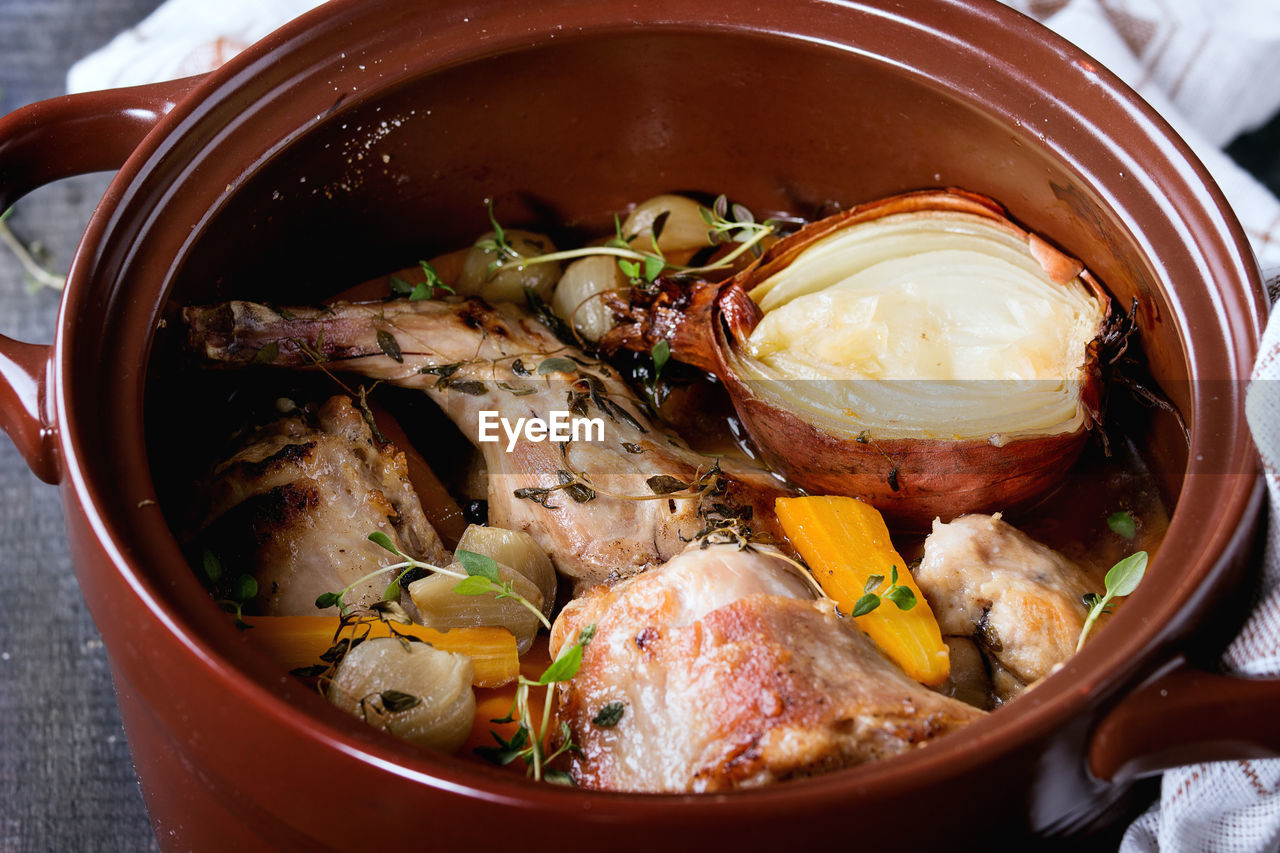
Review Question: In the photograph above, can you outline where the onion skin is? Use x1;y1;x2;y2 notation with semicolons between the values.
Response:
604;188;1110;530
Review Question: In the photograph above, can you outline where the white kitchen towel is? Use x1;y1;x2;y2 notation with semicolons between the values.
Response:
66;0;1280;849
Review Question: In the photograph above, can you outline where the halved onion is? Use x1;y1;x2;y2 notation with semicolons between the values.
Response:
605;189;1110;529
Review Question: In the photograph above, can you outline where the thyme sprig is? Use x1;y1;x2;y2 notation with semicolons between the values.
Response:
389;260;455;301
0;206;65;292
512;442;726;510
849;565;918;617
474;196;777;286
314;532;550;630
1077;551;1148;652
475;624;596;783
198;548;258;630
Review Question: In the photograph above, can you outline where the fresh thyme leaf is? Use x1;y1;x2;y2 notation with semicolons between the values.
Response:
851;593;881;618
1105;550;1148;598
200;549;223;584
863;574;884;594
380;690;421;713
496;381;536;396
643;255;665;282
537;357;577;375
232;574;258;602
383;580;401;601
539;624;596;685
376;329;403;363
368;531;402;556
889;565;899;586
646;475;689;495
474;727;528;766
457;549;501;582
315;591;341;609
1107;510;1137;539
453;575;495;596
252;341;280;365
409;282;433;301
1077;551;1148;651
419;260;454;294
884;585;917;611
591;701;625;728
543;769;576;786
618;259;641;279
651;339;671;378
389;275;414;296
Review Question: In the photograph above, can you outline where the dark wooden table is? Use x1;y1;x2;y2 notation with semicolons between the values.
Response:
0;2;165;850
1;3;1278;851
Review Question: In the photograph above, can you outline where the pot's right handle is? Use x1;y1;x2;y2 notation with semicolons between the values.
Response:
0;76;203;484
1090;656;1280;783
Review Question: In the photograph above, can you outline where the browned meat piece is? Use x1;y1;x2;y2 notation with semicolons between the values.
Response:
547;543;984;792
194;395;448;615
184;297;793;592
914;513;1100;702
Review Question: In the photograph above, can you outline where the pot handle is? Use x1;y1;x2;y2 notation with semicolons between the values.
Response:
1089;656;1280;783
0;75;203;484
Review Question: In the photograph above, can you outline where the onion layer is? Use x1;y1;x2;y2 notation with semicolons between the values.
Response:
605;189;1111;529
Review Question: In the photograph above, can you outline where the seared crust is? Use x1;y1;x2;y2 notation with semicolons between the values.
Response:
550;545;984;792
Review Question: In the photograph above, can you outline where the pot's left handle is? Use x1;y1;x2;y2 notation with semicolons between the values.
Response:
0;76;204;484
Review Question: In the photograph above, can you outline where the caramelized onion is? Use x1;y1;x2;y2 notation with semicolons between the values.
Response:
605;189;1111;529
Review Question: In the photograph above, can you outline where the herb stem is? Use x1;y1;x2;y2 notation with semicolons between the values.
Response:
0;215;65;291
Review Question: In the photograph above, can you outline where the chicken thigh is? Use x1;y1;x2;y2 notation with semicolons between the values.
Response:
185;297;792;591
548;542;985;792
193;394;448;615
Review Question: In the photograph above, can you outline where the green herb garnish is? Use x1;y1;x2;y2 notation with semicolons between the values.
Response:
849;565;917;617
475;624;596;782
312;533;549;630
591;701;625;728
1106;510;1136;540
1077;551;1148;652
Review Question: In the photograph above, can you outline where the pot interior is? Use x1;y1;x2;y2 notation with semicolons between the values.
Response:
60;0;1263;826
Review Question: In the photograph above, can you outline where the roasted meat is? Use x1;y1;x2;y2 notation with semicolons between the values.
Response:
184;297;793;591
548;542;985;791
914;513;1100;702
193;394;448;615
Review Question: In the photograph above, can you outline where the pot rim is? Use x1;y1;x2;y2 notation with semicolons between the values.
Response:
48;0;1267;816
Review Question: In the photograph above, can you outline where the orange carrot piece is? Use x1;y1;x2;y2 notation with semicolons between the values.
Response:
775;495;949;686
241;615;518;687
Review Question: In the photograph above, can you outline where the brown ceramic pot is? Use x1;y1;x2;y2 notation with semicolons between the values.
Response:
0;0;1272;849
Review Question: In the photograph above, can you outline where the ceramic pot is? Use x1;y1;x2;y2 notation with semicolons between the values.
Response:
0;0;1270;848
